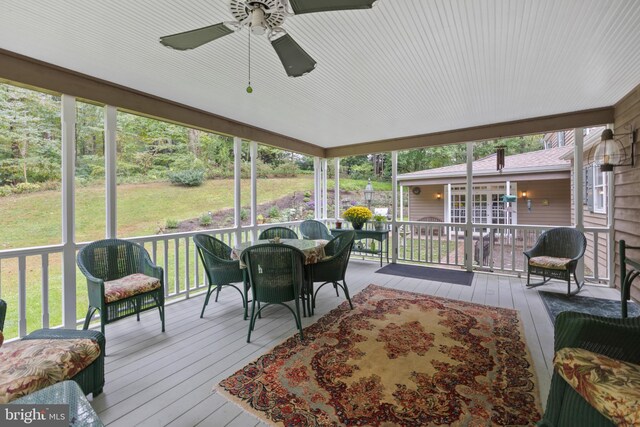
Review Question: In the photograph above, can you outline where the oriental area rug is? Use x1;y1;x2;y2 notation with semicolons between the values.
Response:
216;285;542;426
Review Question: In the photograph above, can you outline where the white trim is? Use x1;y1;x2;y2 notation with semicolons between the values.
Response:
333;158;340;219
391;151;398;263
250;141;258;241
105;105;117;239
574;128;585;283
61;95;77;329
233;137;242;245
321;158;328;219
465;142;473;271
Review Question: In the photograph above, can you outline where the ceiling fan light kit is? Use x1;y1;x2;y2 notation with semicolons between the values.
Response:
159;0;378;82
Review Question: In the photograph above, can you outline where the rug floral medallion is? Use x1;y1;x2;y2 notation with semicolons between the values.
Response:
217;285;542;426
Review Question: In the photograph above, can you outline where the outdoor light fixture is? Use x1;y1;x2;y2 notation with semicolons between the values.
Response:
591;127;637;172
364;179;374;209
521;191;527;199
436;192;442;200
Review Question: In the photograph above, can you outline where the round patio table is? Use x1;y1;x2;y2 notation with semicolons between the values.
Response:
231;238;327;266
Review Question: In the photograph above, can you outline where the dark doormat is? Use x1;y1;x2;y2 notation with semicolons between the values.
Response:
375;263;473;286
539;290;640;325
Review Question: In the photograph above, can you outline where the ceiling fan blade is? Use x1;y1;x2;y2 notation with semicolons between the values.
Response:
288;0;377;15
271;33;317;77
160;23;233;50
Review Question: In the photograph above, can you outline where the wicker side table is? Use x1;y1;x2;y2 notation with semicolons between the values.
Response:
12;380;104;426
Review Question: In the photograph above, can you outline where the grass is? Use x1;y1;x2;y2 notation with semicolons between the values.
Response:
0;176;391;338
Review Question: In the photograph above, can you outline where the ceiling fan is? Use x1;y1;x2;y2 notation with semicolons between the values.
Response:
159;0;378;78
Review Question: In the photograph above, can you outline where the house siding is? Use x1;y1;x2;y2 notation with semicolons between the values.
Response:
614;83;640;301
407;185;445;221
515;179;571;226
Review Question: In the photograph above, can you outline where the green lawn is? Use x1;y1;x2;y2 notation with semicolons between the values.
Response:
0;176;391;338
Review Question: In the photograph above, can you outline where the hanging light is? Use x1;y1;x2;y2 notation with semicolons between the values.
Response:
591;127;637;172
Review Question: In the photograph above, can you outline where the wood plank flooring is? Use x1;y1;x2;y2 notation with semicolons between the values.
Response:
89;261;620;426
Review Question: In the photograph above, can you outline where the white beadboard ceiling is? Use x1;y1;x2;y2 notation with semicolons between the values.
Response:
2;1;640;148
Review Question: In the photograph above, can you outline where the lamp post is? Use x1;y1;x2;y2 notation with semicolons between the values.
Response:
364;179;374;210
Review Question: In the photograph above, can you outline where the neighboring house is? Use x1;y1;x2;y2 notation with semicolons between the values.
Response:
398;145;573;227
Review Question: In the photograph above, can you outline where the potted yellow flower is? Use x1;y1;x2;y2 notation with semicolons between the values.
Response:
342;206;373;230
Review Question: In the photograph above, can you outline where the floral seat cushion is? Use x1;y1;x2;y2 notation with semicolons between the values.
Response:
0;338;101;403
528;256;572;270
104;273;161;303
554;347;640;427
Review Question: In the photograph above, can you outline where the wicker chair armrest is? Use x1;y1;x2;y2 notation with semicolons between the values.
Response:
0;299;6;331
523;242;544;259
554;311;640;363
141;261;163;281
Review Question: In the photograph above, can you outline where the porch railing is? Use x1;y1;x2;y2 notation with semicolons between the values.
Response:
0;221;304;340
394;220;611;282
0;219;609;340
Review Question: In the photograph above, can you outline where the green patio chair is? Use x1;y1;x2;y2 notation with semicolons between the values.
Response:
193;234;247;319
0;298;6;331
258;226;298;240
524;227;587;296
241;243;305;342
538;311;640;426
77;238;165;335
306;230;355;315
300;219;332;240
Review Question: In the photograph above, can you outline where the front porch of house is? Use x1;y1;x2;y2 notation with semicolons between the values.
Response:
89;260;620;426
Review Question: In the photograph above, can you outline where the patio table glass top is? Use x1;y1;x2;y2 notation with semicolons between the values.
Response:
231;239;327;265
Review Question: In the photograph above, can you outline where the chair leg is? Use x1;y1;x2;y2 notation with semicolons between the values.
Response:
341;280;354;310
200;284;214;318
294;296;304;341
247;299;257;343
136;299;140;321
214;284;222;302
158;304;165;332
334;283;340;297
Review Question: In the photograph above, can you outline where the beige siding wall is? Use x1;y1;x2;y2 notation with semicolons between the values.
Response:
569;163;610;281
614;83;640;301
408;179;570;225
407;185;446;221
516;179;571;225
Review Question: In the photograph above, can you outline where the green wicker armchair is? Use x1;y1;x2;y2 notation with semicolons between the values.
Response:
524;227;587;295
193;234;247;319
306;230;355;315
538;312;640;426
258;226;298;240
77;238;165;335
0;298;5;331
241;243;305;342
300;219;332;240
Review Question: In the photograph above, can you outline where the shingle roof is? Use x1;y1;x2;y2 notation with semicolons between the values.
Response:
399;146;573;179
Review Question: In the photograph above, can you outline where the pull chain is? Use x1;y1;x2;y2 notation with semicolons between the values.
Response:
246;30;253;93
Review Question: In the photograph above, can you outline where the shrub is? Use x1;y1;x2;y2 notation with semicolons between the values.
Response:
14;182;42;194
272;163;299;177
240;208;249;221
166;219;179;229
268;206;280;218
303;197;310;203
168;169;205;186
199;213;212;226
304;191;312;198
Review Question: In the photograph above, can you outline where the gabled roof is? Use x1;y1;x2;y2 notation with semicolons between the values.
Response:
398;146;573;181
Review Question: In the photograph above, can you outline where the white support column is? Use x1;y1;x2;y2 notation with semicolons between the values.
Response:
399;184;404;221
61;95;77;329
233;137;242;245
313;157;320;219
465;142;473;271
391;151;398;263
321;159;328;219
574;128;585;283
607;129;615;286
105;105;117;239
333;158;340;219
250;141;258;241
445;183;452;223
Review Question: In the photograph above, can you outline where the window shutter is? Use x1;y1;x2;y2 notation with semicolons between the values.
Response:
585;166;594;212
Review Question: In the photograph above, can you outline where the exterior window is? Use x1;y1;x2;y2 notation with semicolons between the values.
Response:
557;131;565;146
451;194;466;223
593;165;607;213
449;184;516;224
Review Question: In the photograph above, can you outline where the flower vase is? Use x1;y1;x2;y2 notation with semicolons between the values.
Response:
351;221;365;230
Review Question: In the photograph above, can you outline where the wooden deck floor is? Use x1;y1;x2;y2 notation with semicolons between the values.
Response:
90;261;620;426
